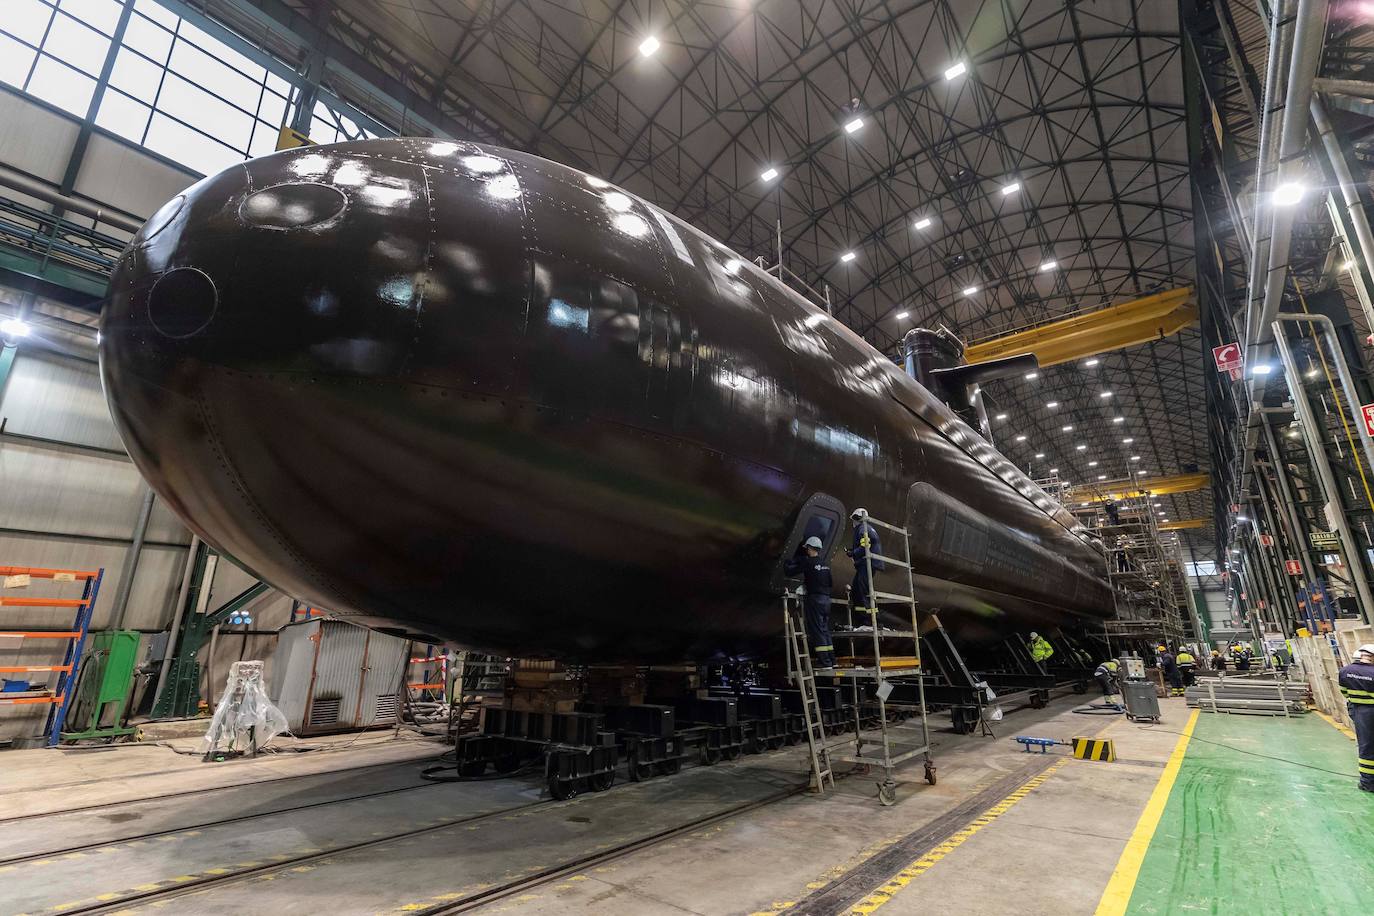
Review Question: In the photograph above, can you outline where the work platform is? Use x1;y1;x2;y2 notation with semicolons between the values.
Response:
4;694;1364;914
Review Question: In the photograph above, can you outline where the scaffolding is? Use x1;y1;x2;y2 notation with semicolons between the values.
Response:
1078;493;1190;647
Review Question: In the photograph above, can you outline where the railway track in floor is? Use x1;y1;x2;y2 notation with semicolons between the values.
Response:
0;771;451;868
0;748;448;826
46;767;813;915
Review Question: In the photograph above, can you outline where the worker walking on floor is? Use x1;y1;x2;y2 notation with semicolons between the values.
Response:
1028;632;1054;665
784;536;835;672
1158;645;1181;696
845;508;884;614
1337;643;1374;793
1177;648;1197;689
1094;659;1121;707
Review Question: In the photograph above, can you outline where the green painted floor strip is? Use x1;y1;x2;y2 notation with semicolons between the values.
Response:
1125;713;1372;915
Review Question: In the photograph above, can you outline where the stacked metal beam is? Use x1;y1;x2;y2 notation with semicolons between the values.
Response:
1185;678;1309;715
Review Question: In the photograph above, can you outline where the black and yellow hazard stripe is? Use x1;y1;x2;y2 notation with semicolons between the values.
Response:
1359;757;1374;777
1071;736;1116;762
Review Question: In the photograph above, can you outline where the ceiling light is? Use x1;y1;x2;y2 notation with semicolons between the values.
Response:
896;310;910;319
1035;452;1045;459
1099;391;1113;399
1112;416;1125;423
844;117;864;134
1001;181;1021;196
1084;358;1099;367
1046;401;1059;408
962;285;979;296
1305;368;1319;379
1076;444;1088;451
1098;474;1108;480
760;167;779;182
1237;514;1249;522
1061;424;1073;432
1025;372;1038;380
943;61;967;80
914;217;933;230
1138;471;1149;476
1131;455;1141;461
1015;434;1028;442
638;36;661;57
1050;467;1060;473
1088;460;1099;467
1252;364;1273;375
1039;260;1057;272
840;251;857;263
995;413;1008;421
1122;437;1134;444
1343;259;1356;270
1272;182;1306;206
0;317;30;338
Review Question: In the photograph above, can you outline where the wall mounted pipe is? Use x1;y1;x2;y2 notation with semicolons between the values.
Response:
1311;96;1374;331
1272;321;1374;622
0;164;142;234
1249;0;1331;360
1273;312;1374;481
109;487;155;629
1242;0;1292;355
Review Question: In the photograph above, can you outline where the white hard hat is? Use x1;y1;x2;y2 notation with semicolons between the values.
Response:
850;507;869;520
1029;632;1039;639
1357;643;1374;658
803;536;824;550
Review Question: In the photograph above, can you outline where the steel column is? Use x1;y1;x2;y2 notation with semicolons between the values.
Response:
108;487;155;629
1311;96;1374;331
1272;327;1374;622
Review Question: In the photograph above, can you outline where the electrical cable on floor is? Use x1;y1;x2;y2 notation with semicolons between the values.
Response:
1133;721;1358;778
1072;703;1124;715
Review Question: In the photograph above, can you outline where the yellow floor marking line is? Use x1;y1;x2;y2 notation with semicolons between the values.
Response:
1093;707;1199;916
842;759;1068;915
1313;709;1357;740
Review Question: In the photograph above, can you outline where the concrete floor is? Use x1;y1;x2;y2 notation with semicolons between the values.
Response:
0;696;1197;915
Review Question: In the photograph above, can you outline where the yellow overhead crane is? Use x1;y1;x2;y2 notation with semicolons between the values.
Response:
964;287;1197;367
1065;471;1210;504
1160;518;1210;530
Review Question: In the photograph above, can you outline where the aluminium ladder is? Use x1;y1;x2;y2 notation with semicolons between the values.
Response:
782;592;834;793
830;513;935;805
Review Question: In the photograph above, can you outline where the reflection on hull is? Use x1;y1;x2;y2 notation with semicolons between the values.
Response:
100;138;1113;661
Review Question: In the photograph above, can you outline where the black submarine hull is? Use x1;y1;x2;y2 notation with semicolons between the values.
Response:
99;138;1112;661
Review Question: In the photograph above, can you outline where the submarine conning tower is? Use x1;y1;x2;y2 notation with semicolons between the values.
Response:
901;326;1039;446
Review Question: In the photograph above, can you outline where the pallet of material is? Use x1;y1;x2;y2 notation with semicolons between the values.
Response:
1185;679;1308;715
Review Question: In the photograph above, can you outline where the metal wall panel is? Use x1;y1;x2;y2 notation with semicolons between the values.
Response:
1;352;125;451
74;133;197;224
0;90;78;184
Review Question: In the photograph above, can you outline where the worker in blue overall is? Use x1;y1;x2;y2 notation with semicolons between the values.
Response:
784;536;835;671
1338;643;1374;793
1157;645;1181;696
846;508;884;614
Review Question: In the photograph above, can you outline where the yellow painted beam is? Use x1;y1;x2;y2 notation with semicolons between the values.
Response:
1160;518;1210;530
965;287;1197;368
1066;472;1210;504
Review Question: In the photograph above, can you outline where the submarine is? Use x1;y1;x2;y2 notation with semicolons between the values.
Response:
99;137;1113;661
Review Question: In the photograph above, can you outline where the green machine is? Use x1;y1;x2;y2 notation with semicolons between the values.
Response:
61;629;140;741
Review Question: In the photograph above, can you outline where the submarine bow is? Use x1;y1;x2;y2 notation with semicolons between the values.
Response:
100;137;1112;660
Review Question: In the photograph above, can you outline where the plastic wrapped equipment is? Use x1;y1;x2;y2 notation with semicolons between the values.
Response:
202;660;289;756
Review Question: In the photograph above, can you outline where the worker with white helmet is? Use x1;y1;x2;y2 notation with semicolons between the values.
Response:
1337;643;1374;793
845;507;884;615
784;535;835;671
1028;631;1054;665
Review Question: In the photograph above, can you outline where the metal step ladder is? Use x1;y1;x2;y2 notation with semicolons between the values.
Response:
830;513;935;805
783;592;834;793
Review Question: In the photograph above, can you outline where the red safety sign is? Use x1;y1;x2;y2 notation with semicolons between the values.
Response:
1260;534;1274;547
1213;342;1243;380
1284;559;1301;575
1362;403;1374;438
